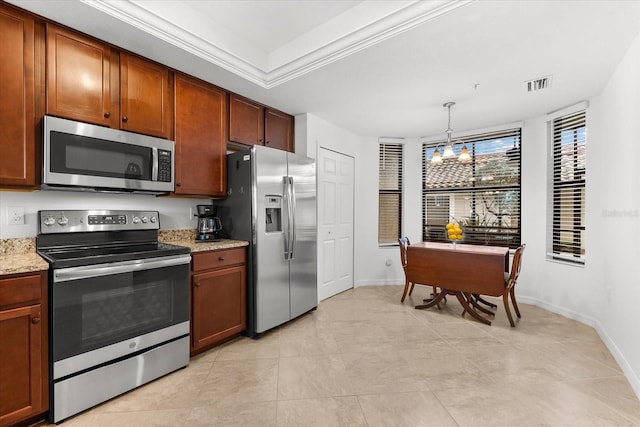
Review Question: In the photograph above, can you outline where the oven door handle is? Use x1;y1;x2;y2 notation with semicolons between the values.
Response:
53;254;192;283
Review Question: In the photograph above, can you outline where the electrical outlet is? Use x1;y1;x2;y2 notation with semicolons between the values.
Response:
7;206;25;225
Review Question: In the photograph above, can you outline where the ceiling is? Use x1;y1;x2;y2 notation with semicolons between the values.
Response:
10;0;640;138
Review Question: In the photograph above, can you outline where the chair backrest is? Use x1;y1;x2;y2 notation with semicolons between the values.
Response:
398;237;411;268
507;244;526;285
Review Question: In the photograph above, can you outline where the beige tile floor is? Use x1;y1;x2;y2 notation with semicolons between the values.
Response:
46;285;640;427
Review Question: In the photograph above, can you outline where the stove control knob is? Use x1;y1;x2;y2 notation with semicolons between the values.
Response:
150;216;158;223
132;216;141;224
43;216;56;226
141;216;149;224
57;216;69;226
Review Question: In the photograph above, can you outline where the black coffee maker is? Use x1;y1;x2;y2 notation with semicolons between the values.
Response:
195;204;222;242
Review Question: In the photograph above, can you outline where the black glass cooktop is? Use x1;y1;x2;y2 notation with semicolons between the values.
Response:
38;242;190;268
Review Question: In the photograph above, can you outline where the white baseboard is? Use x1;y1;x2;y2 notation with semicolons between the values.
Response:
518;295;640;400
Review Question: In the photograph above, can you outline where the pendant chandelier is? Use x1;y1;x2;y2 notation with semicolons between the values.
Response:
430;102;471;164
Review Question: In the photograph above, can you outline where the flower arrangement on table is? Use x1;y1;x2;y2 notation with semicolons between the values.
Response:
445;222;464;242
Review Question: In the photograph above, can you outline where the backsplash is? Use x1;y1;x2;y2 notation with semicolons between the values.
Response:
0;189;204;239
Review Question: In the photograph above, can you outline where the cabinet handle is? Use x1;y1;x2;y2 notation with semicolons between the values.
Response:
195;282;201;287
218;256;225;261
176;182;181;187
122;116;128;122
265;140;270;145
32;317;41;324
104;111;111;118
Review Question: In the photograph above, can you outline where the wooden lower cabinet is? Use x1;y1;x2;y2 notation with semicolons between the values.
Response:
191;248;246;355
0;271;48;427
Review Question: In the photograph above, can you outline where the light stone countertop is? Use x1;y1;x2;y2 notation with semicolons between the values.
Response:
0;238;48;276
0;232;249;276
167;239;249;253
0;252;49;276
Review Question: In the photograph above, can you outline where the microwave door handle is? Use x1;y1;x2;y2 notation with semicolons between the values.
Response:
151;147;159;181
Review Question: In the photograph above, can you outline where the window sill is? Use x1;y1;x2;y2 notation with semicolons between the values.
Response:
546;253;585;267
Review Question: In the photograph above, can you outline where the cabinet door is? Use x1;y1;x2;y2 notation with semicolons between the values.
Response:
174;74;227;196
0;6;37;187
192;265;246;351
0;305;44;426
265;108;295;152
46;24;117;127
120;53;172;139
228;94;264;146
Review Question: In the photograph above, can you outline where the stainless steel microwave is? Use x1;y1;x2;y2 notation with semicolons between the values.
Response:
43;115;175;194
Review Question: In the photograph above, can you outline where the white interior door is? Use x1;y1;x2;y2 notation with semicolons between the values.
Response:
318;148;354;301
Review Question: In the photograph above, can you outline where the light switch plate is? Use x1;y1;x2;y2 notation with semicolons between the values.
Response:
7;206;25;225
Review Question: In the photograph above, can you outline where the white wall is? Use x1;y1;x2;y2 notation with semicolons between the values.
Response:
0;190;204;238
339;32;640;397
588;29;640;395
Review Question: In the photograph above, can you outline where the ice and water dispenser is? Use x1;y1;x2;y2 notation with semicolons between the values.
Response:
265;195;282;233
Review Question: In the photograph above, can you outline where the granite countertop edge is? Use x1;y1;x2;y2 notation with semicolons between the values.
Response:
0;237;249;276
167;239;249;253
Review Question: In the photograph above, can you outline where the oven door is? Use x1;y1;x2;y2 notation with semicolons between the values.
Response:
50;254;191;380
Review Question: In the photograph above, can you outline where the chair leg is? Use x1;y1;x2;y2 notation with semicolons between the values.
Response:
401;279;411;302
503;292;516;327
473;294;497;308
510;287;521;319
409;282;416;296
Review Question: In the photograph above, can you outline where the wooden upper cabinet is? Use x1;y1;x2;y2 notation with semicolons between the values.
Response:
265;108;294;152
120;53;172;139
174;74;227;197
46;24;117;128
228;93;295;152
0;5;40;187
46;26;172;138
228;94;264;146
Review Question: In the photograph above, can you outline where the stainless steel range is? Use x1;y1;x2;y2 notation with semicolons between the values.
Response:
36;210;191;424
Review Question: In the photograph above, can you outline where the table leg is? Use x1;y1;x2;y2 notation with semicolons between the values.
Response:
458;292;492;325
415;289;449;310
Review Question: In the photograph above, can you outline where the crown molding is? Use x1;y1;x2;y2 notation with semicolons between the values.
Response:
82;0;472;89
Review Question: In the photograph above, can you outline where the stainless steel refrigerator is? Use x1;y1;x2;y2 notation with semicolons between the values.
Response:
215;145;317;337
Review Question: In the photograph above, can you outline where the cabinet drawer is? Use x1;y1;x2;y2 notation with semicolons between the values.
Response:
0;274;42;308
193;247;246;272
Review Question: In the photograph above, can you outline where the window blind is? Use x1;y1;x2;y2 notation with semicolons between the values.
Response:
549;111;586;263
379;143;403;245
422;128;522;249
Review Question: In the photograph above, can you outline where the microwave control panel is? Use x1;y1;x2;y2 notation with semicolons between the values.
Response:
157;150;172;182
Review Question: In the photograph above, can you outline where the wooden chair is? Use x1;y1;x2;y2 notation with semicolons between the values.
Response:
462;244;525;326
399;237;441;304
399;237;413;302
503;244;525;327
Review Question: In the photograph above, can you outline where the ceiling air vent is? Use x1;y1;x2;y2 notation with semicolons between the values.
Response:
525;75;552;92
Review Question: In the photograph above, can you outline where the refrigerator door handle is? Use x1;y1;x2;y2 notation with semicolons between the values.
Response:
283;176;291;260
289;176;297;260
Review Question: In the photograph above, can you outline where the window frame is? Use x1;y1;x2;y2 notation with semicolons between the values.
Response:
547;110;586;265
378;141;404;246
421;128;522;249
